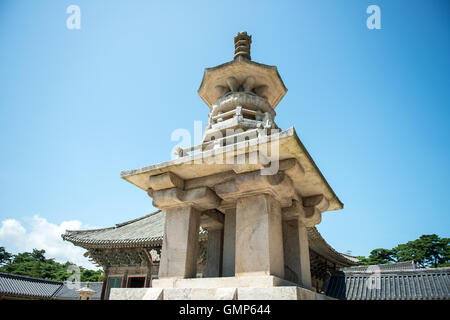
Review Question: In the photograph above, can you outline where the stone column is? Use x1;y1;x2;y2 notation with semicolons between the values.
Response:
282;219;312;289
204;228;223;277
282;195;328;290
297;222;312;289
222;208;236;277
235;194;284;278
158;206;201;279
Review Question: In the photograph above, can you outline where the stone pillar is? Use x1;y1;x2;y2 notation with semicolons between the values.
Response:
222;208;236;277
282;194;328;290
282;219;312;289
158;206;201;279
235;194;284;278
282;220;299;284
298;223;312;289
204;228;223;277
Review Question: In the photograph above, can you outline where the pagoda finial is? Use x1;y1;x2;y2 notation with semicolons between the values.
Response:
234;31;252;61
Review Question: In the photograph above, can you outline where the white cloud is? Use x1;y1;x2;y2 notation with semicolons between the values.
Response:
0;215;99;270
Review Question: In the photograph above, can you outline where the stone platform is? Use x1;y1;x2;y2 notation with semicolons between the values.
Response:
109;276;333;300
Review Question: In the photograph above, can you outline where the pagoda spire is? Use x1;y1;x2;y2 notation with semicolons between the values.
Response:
234;31;252;61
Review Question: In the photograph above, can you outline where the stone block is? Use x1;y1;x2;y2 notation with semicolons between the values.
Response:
158;206;200;278
237;286;317;300
164;288;237;300
109;288;162;300
235;194;284;278
151;276;296;289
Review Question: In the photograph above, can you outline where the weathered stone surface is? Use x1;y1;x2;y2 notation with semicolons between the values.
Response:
222;208;236;277
282;199;305;221
152;275;296;289
279;158;305;179
109;288;163;300
215;170;298;208
158;206;200;278
200;210;224;230
237;286;310;300
143;288;164;300
198;60;287;110
297;225;312;289
164;288;237;300
282;194;328;227
149;172;184;191
237;286;333;300
109;285;331;300
204;229;223;278
121;127;343;213
283;220;312;289
152;187;221;211
235;194;284;278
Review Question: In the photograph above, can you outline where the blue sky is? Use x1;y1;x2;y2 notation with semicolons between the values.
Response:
0;0;449;267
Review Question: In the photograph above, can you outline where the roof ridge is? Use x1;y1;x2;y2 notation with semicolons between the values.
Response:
339;266;450;275
0;272;63;285
64;226;116;234
115;210;162;228
63;210;162;235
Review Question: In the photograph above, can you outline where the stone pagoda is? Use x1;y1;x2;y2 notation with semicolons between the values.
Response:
113;32;343;300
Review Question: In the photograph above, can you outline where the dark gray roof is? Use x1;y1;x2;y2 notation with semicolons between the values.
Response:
62;211;167;248
324;264;450;300
0;273;104;300
342;260;417;272
62;210;358;267
54;281;103;300
0;272;63;299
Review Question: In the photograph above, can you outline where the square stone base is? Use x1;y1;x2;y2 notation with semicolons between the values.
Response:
109;276;333;300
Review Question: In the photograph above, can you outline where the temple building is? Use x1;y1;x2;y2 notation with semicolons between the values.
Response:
62;210;358;299
62;32;449;300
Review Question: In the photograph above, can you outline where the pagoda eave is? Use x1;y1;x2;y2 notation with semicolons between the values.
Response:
120;127;343;212
198;59;287;109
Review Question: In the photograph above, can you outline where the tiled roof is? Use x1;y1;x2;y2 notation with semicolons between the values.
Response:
0;272;63;299
0;273;103;300
62;211;358;267
307;227;360;266
62;211;167;248
54;281;103;300
324;264;450;300
342;260;417;272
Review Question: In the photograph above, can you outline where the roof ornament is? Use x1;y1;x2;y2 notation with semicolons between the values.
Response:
234;31;252;61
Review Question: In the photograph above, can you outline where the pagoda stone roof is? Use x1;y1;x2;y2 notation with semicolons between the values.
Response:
62;210;358;267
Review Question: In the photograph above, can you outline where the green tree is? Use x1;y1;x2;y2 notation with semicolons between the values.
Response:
358;234;450;268
392;234;449;268
358;248;395;265
0;247;104;281
30;261;42;278
31;249;46;262
0;247;12;266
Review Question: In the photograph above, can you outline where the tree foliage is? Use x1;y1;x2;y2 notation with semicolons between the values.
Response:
0;247;12;266
358;234;449;268
0;247;103;282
